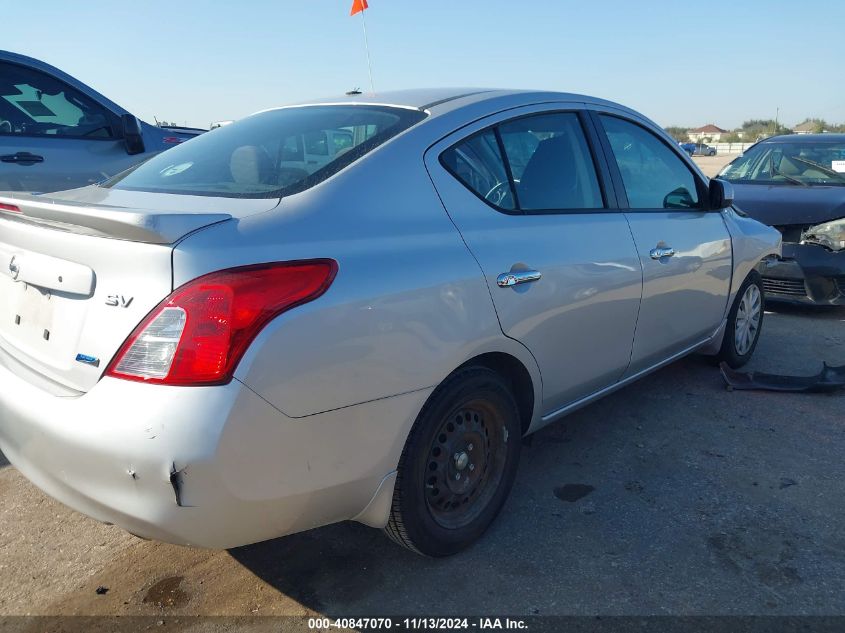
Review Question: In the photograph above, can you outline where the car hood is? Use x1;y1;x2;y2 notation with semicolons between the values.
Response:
730;183;845;226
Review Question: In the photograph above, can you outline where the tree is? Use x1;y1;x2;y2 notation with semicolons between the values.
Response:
740;119;789;140
664;126;689;142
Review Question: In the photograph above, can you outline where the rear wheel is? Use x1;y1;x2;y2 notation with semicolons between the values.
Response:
717;272;764;368
384;367;522;556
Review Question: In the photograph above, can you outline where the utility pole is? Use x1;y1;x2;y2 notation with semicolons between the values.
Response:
775;107;780;135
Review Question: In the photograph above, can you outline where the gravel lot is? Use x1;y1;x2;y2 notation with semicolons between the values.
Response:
2;303;844;617
2;152;843;618
694;154;734;178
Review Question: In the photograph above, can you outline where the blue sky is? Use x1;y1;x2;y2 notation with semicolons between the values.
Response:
6;0;843;129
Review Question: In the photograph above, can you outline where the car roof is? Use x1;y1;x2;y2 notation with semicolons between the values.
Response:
274;88;636;118
762;133;845;143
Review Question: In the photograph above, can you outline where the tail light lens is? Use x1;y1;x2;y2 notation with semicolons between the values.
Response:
105;260;337;385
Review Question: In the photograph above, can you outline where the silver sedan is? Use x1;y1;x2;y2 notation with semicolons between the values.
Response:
0;89;780;556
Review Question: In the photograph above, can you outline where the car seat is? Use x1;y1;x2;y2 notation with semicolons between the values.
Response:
230;145;274;186
518;135;579;209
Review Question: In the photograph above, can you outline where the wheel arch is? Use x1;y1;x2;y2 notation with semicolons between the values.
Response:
456;351;537;436
355;343;541;531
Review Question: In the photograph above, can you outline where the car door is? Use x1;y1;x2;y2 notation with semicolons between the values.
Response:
426;107;643;415
591;111;732;376
0;60;128;193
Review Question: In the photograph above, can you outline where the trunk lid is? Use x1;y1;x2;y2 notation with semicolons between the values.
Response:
0;187;279;392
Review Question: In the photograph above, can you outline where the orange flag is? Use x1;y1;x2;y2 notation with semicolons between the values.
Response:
350;0;368;15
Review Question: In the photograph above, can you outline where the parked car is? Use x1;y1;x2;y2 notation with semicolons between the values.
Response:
0;89;780;556
679;142;696;157
158;124;207;137
278;128;355;175
693;143;717;156
718;134;845;305
0;50;203;193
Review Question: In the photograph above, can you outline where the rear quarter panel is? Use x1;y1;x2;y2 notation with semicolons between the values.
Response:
172;129;542;419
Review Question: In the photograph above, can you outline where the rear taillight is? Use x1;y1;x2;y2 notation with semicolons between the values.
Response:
105;260;337;386
0;203;21;213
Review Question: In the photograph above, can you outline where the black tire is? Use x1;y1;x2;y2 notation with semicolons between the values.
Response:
384;366;522;556
717;272;764;368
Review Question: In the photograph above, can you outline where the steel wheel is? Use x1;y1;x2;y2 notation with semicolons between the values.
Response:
424;401;507;530
384;366;522;556
734;283;762;356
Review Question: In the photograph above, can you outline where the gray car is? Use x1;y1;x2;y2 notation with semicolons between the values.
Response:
0;50;202;193
0;89;780;556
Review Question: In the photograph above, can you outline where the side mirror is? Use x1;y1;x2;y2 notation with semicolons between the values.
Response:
122;114;145;155
709;178;734;210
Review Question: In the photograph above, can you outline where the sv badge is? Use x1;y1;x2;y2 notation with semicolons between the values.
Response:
105;294;133;308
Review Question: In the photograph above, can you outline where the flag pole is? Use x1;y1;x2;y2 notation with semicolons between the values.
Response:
360;10;375;93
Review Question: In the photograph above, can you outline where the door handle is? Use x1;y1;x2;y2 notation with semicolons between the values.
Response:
649;246;675;260
1;152;44;165
497;269;542;287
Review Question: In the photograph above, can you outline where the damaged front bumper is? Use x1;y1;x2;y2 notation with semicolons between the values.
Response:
762;242;845;305
721;361;845;393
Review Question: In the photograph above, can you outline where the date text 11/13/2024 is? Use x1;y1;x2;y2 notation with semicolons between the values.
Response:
307;617;528;630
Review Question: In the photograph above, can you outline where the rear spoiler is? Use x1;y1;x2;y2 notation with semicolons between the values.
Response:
0;193;231;245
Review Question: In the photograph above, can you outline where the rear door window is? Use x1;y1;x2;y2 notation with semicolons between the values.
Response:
499;113;603;211
440;130;515;211
440;111;605;213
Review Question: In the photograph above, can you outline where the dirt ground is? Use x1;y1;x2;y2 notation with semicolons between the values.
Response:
2;151;842;620
2;299;844;618
693;154;735;177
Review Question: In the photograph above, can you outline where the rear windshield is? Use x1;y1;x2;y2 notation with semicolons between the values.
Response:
106;105;427;198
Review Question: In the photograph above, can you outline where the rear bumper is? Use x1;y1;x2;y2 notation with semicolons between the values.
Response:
762;242;845;306
0;354;428;548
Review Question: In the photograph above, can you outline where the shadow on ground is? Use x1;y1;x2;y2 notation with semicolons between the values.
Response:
2;307;844;617
228;346;845;616
765;301;845;322
0;449;8;468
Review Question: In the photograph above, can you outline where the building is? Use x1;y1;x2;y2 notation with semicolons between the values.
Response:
687;124;728;142
792;121;821;134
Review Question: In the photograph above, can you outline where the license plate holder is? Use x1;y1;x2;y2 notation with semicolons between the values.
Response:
0;278;58;354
